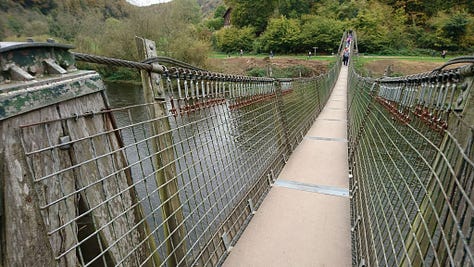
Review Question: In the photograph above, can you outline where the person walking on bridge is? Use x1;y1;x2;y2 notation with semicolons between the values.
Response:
342;47;350;66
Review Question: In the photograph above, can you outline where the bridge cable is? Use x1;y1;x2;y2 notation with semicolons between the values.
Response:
432;56;474;72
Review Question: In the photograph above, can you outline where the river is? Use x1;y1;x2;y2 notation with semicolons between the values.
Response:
104;81;282;260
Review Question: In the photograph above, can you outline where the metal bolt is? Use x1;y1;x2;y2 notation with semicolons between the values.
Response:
59;136;71;150
248;198;256;214
221;232;232;252
28;66;37;74
149;44;154;50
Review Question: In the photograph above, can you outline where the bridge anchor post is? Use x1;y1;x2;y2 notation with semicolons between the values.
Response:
136;36;188;267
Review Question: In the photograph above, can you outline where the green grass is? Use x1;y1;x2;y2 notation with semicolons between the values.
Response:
356;55;451;64
351;55;453;78
209;52;453;64
209;52;336;61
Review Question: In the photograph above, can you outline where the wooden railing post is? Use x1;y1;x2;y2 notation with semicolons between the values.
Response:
402;67;474;266
135;37;188;266
274;80;292;157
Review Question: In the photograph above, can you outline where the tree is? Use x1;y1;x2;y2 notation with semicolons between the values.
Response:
205;5;227;31
131;0;210;66
385;7;411;51
260;16;301;53
300;15;345;53
351;2;394;53
214;26;255;53
214;5;227;18
224;0;276;34
277;0;313;18
206;18;224;31
48;11;81;41
168;28;211;67
426;11;474;51
7;15;24;36
17;0;56;14
443;12;469;46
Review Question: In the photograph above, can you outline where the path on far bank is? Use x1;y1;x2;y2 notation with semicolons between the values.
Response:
207;54;447;78
207;56;331;77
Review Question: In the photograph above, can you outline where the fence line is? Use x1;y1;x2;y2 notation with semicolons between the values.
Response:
12;36;343;266
348;33;474;266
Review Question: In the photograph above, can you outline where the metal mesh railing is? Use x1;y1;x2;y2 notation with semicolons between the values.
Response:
17;49;340;266
348;41;474;265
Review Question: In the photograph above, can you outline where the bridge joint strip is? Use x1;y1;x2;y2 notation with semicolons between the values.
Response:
305;136;348;142
274;179;349;198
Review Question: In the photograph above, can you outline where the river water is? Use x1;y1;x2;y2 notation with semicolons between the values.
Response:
104;81;281;259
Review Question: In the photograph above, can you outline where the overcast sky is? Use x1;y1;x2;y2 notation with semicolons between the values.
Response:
126;0;172;6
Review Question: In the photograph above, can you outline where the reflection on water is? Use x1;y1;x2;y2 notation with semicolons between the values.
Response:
105;82;145;107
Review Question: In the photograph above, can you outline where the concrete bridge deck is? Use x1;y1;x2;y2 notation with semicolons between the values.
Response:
223;66;351;266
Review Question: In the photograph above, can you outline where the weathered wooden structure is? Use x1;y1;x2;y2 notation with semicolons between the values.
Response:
0;41;156;266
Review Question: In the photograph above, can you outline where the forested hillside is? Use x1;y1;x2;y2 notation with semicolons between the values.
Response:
0;0;210;79
197;0;222;17
215;0;474;55
1;0;472;78
0;0;130;40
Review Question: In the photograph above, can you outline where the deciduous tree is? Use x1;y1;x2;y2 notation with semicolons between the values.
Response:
300;15;345;53
260;16;301;53
214;26;255;53
224;0;275;34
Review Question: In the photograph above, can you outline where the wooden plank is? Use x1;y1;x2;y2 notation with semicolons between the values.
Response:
20;117;78;267
1;66;160;266
136;36;188;266
403;74;474;265
56;93;155;266
0;122;3;267
1;107;58;266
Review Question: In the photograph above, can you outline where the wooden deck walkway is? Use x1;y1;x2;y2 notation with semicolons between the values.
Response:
223;66;351;266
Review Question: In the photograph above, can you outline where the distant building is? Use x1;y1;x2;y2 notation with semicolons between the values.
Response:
223;8;232;27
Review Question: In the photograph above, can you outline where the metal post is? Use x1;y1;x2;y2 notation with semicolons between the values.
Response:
136;37;188;267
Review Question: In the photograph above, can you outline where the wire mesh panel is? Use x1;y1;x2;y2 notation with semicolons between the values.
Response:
16;55;340;266
283;62;341;152
348;62;474;266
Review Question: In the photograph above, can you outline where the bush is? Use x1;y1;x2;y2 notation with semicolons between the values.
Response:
214;26;255;53
206;18;224;31
247;65;313;78
378;47;437;56
260;16;301;54
246;67;267;77
273;65;313;78
299;15;345;53
95;65;140;82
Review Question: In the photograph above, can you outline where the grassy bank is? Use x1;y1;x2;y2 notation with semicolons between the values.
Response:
210;52;336;61
352;55;450;77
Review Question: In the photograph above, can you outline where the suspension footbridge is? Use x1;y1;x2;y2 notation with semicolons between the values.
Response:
0;32;472;266
224;63;351;267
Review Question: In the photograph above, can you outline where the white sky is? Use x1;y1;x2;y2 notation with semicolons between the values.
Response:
126;0;172;6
